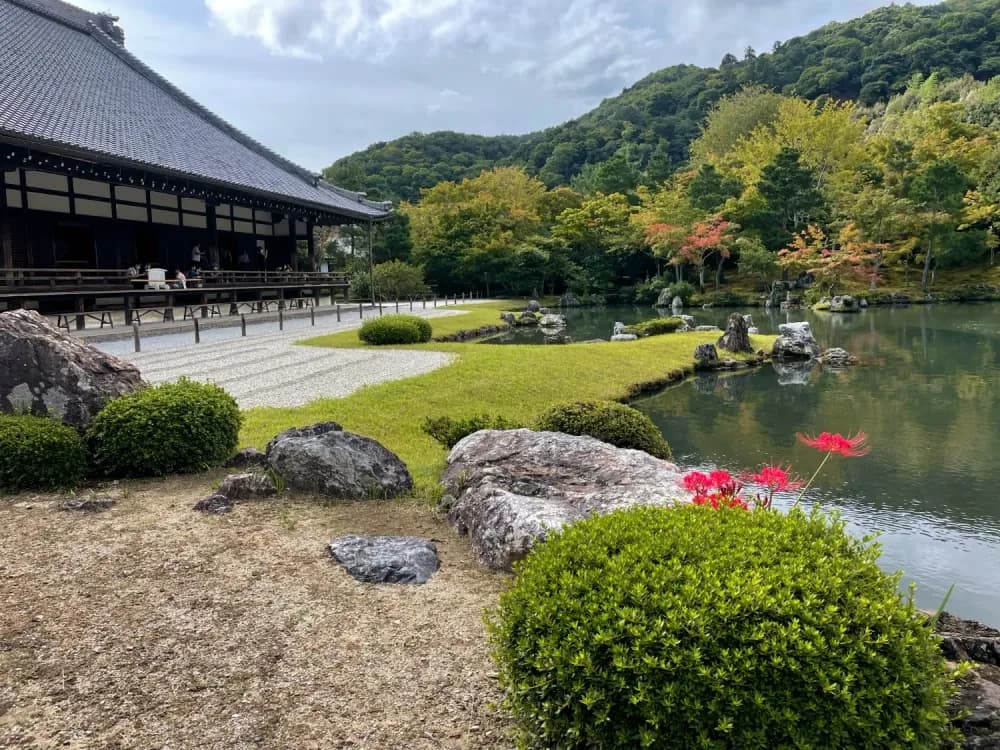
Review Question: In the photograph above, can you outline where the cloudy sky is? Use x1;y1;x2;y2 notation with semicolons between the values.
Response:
86;0;930;171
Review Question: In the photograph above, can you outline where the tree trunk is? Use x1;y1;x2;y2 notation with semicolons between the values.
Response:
698;265;706;290
921;235;934;292
715;254;724;291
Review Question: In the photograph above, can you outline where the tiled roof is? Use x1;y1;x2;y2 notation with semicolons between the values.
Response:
0;0;389;220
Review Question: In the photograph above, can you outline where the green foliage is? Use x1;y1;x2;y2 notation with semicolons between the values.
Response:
421;414;521;448
86;379;242;478
536;400;671;459
754;147;828;249
358;314;433;345
489;505;956;750
0;413;86;490
666;280;696;305
632;276;670;305
625;317;684;337
372;260;427;301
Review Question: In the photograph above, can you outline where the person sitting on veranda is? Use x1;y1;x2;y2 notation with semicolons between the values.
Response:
188;265;201;280
172;268;187;289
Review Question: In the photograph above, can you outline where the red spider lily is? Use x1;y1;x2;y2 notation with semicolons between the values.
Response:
682;471;711;493
743;465;804;493
796;431;871;457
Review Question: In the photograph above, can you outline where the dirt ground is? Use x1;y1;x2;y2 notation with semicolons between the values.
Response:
0;474;512;749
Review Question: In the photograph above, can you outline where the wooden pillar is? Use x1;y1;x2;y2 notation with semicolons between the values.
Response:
207;203;218;269
306;218;315;271
1;177;12;278
368;220;375;305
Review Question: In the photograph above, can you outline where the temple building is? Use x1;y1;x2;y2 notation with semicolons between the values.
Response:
0;0;389;310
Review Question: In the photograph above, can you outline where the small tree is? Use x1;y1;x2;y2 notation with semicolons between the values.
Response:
372;260;426;301
777;225;875;297
678;218;736;290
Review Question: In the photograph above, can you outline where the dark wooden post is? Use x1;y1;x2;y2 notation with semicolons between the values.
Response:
0;177;13;282
306;218;315;271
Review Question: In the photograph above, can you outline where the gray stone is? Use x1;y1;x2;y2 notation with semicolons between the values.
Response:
951;664;1000;748
694;343;719;363
678;315;696;332
443;429;688;571
937;612;1000;667
829;294;860;313
695;325;721;332
611;333;638;342
265;421;342;455
818;347;856;367
328;535;440;584
717;312;753;353
60;496;116;512
516;311;539;326
499;312;516;325
217;472;278;501
559;292;582;308
538;307;550;314
538;314;567;329
655;288;674;308
859;298;869;308
0;309;145;430
194;493;233;514
671;296;684;310
224;448;267;469
267;425;413;499
526;300;541;312
772;321;821;360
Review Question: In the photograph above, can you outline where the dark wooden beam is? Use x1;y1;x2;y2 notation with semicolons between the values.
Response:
1;175;13;275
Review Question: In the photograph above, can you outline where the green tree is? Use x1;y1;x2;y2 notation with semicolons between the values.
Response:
686;164;743;211
908;158;969;290
755;147;827;249
372;260;427;300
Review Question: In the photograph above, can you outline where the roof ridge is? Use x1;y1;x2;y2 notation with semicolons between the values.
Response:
85;17;327;191
5;0;98;32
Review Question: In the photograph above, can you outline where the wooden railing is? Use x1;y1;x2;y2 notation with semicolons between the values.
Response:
0;267;349;289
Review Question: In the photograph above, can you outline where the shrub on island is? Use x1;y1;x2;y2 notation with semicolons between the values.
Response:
358;315;432;345
489;505;956;749
0;413;87;490
86;378;241;477
536;400;671;459
422;414;520;448
625;317;684;337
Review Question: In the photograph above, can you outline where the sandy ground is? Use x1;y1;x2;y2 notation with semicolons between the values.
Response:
0;475;512;749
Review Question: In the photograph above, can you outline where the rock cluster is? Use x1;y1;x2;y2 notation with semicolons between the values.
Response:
0;309;144;430
442;429;687;570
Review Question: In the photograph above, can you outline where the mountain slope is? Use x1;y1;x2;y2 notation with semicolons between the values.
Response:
324;0;1000;202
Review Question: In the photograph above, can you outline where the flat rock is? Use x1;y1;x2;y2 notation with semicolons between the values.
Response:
0;309;144;430
194;493;233;514
267;423;413;499
328;535;440;584
217;472;278;501
60;496;116;512
818;347;857;367
611;333;638;342
443;429;688;571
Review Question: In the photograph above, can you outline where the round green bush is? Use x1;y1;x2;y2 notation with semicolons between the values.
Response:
489;506;955;749
358;314;433;345
86;379;242;477
536;400;671;459
422;413;521;448
0;413;86;490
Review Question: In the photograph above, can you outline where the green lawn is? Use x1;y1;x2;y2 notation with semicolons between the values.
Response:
241;301;775;496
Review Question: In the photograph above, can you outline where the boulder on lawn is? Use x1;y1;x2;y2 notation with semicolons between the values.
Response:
265;421;342;455
267;423;412;499
772;321;821;360
0;309;145;430
328;535;440;584
526;300;541;313
443;429;688;571
694;343;719;365
717;313;753;353
217;472;278;501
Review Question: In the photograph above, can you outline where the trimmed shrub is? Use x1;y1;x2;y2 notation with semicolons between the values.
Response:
0;414;86;490
536;400;671;459
625;317;684;337
666;280;696;305
489;505;956;750
422;414;521;448
86;379;242;477
358;315;432;345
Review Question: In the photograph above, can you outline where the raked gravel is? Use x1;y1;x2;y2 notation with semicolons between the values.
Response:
112;308;470;408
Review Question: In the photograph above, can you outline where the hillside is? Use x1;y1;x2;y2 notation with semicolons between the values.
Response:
324;0;1000;202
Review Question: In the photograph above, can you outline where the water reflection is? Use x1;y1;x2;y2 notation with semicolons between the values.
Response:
635;303;1000;624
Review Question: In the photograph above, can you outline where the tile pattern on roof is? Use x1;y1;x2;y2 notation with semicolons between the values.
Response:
0;0;387;219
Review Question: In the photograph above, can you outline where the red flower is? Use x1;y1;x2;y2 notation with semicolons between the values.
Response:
682;471;711;493
744;465;803;492
708;470;735;489
796;431;870;457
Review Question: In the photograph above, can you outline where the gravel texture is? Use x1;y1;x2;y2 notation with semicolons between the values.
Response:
111;308;464;408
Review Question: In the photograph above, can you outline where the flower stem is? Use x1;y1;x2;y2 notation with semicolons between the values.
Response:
793;451;831;507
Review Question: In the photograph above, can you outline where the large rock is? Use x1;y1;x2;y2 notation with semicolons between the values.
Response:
655;288;674;308
526;300;541;313
442;429;688;570
0;309;144;430
694;343;719;364
265;421;342;455
717;312;753;353
328;535;440;584
937;612;1000;667
538;314;567;329
217;472;278;500
818;347;857;367
829;294;860;313
267;423;412;498
937;614;1000;747
771;321;821;360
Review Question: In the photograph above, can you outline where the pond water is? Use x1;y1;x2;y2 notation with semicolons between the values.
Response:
623;302;999;624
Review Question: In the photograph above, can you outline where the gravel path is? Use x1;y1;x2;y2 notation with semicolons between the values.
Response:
113;308;470;408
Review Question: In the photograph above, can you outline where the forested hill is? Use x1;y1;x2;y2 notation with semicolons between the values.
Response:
324;0;1000;202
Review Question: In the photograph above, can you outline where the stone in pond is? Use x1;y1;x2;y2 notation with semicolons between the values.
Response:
328;535;440;584
771;321;821;360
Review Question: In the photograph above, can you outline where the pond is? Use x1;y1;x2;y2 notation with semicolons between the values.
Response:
624;302;1000;624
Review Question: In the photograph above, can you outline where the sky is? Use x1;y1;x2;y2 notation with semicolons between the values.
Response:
84;0;932;172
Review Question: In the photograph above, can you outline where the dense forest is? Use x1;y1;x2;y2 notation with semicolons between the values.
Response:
324;0;1000;202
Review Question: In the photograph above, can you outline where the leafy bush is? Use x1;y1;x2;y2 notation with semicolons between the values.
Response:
489;505;956;750
422;414;520;448
86;379;242;477
358;314;433;345
633;276;670;305
625;317;684;337
536;400;671;459
373;260;427;301
0;413;86;490
665;280;696;305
